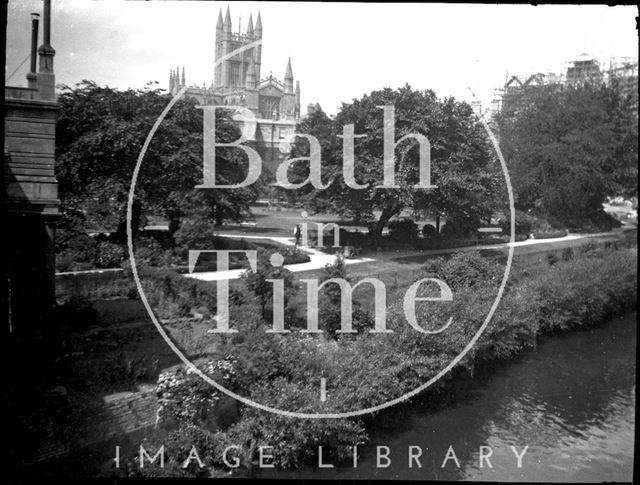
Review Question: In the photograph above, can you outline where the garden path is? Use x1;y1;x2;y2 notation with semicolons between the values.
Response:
184;229;632;282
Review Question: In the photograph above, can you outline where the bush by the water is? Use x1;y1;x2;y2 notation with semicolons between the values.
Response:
141;242;636;476
423;251;503;290
314;256;373;336
137;267;219;319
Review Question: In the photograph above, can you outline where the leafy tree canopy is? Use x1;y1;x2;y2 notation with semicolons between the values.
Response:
55;80;259;240
494;80;638;227
281;85;502;237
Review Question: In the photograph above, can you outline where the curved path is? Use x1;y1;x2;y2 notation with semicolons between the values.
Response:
185;229;634;282
185;234;375;282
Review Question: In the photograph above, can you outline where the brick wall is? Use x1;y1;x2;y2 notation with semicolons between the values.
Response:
30;384;159;464
86;385;159;442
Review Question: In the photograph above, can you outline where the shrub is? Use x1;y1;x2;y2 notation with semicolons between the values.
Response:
280;247;311;265
564;210;622;233
340;229;373;249
134;237;166;266
240;249;299;325
212;237;255;251
95;241;126;268
56;208;95;249
423;251;502;290
156;357;236;427
56;251;96;272
532;229;567;239
532;248;637;332
561;247;574;261
388;219;419;241
174;219;217;250
316;257;372;336
546;252;559;266
56;234;98;272
225;379;368;469
55;252;74;272
441;215;480;238
421;224;437;238
499;209;536;236
138;267;217;319
159;248;185;267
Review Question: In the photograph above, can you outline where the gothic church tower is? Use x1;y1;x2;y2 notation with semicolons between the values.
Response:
167;7;301;177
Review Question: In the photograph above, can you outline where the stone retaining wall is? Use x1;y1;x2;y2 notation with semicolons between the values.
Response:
30;384;159;464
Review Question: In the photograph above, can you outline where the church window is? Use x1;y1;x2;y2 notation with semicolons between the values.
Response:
230;63;241;87
260;96;280;120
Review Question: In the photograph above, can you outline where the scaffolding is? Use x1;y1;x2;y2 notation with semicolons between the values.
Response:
489;54;638;116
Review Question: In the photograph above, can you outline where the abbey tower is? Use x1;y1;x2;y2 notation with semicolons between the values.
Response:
169;7;301;178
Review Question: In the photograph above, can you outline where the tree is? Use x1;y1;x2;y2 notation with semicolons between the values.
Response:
240;249;298;325
55;80;259;241
317;256;372;336
494;81;638;228
282;85;501;238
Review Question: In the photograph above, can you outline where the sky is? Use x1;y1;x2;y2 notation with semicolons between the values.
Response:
5;1;639;114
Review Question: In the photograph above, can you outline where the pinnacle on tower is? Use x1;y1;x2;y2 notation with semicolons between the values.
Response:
224;5;232;31
247;13;254;36
285;57;293;79
285;57;294;93
255;10;262;37
216;9;223;30
181;67;185;85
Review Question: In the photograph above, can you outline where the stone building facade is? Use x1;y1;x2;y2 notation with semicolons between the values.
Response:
4;1;60;345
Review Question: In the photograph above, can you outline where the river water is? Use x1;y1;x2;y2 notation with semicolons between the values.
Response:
257;312;636;481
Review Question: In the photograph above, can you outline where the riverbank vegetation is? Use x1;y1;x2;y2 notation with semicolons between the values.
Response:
125;239;636;477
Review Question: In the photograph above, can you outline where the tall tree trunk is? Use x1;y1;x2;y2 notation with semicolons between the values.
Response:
371;204;402;239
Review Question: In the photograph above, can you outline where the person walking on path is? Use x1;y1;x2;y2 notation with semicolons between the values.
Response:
294;224;302;248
